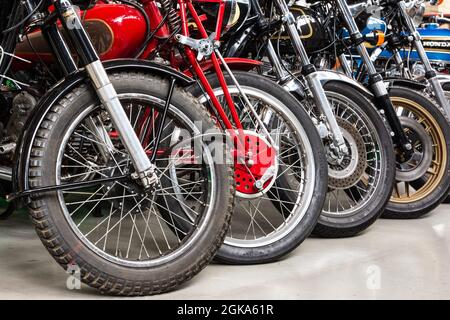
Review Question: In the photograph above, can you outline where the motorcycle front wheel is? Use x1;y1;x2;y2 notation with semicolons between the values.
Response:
26;72;234;295
191;71;328;264
441;89;450;204
383;87;450;218
301;82;395;238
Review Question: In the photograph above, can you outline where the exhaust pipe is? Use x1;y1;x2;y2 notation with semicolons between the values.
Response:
0;166;12;181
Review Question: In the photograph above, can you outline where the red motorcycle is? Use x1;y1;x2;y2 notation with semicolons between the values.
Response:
10;0;328;266
1;0;236;296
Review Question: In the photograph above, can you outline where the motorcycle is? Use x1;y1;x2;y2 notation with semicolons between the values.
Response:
0;0;235;295
8;0;330;265
285;0;450;218
69;0;397;241
215;0;396;238
375;3;450;75
355;0;450;205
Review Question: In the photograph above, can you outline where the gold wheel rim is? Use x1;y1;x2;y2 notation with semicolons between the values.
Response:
390;97;447;204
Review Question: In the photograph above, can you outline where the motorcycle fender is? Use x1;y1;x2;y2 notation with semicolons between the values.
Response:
308;70;373;99
184;58;263;77
383;77;428;91
13;59;195;203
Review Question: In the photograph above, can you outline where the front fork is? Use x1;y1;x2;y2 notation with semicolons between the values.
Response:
397;0;450;120
270;0;348;156
55;0;157;188
336;0;413;156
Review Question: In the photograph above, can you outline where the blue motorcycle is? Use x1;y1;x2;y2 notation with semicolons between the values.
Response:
354;0;450;203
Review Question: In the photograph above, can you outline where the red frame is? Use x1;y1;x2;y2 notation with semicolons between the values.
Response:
137;0;250;136
179;0;243;131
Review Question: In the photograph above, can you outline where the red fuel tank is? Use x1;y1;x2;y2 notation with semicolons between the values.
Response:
15;3;147;65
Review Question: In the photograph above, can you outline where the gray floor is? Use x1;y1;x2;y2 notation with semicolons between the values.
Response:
0;204;449;300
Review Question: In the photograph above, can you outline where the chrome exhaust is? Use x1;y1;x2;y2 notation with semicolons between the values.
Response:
0;166;12;182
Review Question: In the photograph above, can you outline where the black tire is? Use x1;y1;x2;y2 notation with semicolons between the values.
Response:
189;71;328;264
383;87;450;218
27;72;234;295
444;195;450;204
441;89;450;204
310;82;395;238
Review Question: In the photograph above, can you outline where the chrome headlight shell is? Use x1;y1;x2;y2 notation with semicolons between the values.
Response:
196;0;250;36
406;0;426;26
224;0;250;34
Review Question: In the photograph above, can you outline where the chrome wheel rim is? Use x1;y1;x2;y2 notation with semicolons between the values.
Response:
56;93;217;267
201;86;315;248
308;92;383;218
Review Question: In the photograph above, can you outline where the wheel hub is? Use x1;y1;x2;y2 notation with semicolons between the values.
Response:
234;131;278;198
396;116;433;182
103;154;150;214
327;118;367;189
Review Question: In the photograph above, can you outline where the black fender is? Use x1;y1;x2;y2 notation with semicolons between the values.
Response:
383;77;428;91
13;59;195;203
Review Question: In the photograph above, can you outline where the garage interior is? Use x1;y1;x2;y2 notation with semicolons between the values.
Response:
0;0;450;300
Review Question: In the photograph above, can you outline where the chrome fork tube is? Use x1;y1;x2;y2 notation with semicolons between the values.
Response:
56;0;154;186
85;61;155;183
335;0;393;99
265;41;290;81
305;73;348;152
336;0;378;76
397;0;450;119
335;0;413;153
338;54;353;77
272;0;347;154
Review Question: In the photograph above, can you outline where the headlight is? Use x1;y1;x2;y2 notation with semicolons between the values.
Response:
196;0;249;36
224;0;238;31
406;1;426;26
224;0;250;33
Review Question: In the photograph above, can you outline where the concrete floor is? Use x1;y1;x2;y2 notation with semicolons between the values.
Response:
0;204;449;300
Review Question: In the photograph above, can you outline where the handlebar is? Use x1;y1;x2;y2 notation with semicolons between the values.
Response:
432;16;450;23
376;0;440;6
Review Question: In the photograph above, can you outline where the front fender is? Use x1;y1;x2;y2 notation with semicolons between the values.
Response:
183;57;263;77
13;59;195;203
307;70;373;99
383;77;428;91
